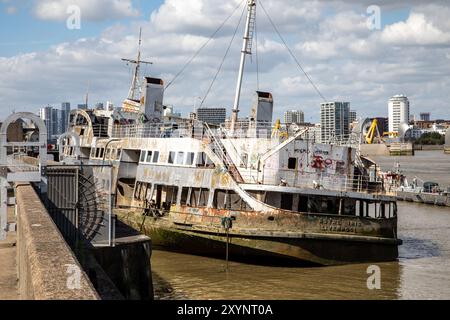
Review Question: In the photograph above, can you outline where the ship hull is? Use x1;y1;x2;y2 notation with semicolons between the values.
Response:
117;211;400;266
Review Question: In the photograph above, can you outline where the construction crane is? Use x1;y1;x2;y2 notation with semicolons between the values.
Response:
383;132;399;138
271;119;288;139
365;119;381;144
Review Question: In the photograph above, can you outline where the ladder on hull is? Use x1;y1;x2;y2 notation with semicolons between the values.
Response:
204;123;244;183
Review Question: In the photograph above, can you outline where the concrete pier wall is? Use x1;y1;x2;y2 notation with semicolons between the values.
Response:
15;183;99;300
414;144;444;151
445;129;450;154
388;142;414;156
93;232;153;300
360;144;390;157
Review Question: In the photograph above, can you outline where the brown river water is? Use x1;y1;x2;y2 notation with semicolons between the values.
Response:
151;151;450;300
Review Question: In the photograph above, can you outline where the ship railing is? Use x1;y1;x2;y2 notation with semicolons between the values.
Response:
240;168;396;196
326;133;361;148
111;122;209;140
110;121;351;146
220;121;280;139
7;154;40;172
219;121;322;141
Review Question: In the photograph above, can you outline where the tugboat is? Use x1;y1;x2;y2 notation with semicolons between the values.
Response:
59;0;401;265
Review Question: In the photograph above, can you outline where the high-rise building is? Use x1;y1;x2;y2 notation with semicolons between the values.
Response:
388;95;410;133
51;108;60;135
420;112;431;122
320;102;350;142
61;102;71;133
39;106;54;138
106;101;114;111
284;110;304;124
349;110;357;124
39;103;71;139
196;107;226;125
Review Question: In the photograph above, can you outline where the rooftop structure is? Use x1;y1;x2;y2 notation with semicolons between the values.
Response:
389;95;410;133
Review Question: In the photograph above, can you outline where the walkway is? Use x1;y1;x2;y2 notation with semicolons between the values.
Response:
0;206;18;300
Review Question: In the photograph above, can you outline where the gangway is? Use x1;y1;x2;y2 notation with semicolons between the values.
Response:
1;112;115;246
0;112;47;240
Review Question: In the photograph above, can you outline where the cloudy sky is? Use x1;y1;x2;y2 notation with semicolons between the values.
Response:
0;0;449;122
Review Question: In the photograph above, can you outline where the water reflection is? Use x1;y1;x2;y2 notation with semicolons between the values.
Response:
152;250;402;300
151;151;450;300
399;237;440;260
151;202;450;300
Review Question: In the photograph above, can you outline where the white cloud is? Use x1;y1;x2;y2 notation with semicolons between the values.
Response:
5;5;16;14
150;0;324;35
1;0;450;121
33;0;139;22
150;0;243;34
381;13;450;46
297;41;338;60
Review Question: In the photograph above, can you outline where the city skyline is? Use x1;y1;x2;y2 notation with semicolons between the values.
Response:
0;0;450;122
1;1;450;122
1;0;450;305
35;94;449;126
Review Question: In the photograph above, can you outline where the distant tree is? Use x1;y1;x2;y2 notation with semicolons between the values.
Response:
415;132;445;145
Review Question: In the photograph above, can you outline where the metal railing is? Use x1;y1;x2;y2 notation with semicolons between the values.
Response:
110;121;321;141
326;133;361;148
8;154;40;172
240;168;395;196
111;122;208;140
221;121;273;139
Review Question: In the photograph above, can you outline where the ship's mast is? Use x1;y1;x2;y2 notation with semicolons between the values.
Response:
230;0;256;133
122;28;153;101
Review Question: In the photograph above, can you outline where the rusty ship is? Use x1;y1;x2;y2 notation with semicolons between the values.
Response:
59;0;401;265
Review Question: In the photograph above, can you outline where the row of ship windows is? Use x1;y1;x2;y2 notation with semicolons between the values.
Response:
139;150;214;167
139;150;160;164
89;147;214;167
134;182;251;211
90;147;122;160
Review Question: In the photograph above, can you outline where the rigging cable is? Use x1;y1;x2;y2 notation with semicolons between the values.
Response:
199;3;247;108
254;9;260;91
259;0;327;102
165;0;246;91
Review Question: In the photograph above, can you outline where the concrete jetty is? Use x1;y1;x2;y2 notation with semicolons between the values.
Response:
0;211;18;300
0;112;154;300
445;129;450;154
7;183;99;299
0;182;154;300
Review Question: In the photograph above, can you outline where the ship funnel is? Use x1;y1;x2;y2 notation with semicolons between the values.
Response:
251;91;273;124
248;91;273;137
141;77;164;121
